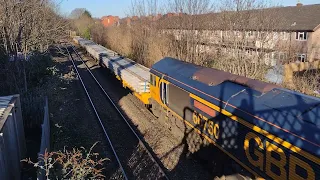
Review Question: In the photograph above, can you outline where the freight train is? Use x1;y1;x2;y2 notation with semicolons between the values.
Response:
73;37;320;180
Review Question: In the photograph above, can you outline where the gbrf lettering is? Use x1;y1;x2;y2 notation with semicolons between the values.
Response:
244;132;315;180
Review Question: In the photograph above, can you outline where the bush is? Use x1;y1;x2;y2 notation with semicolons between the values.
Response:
26;53;53;87
22;142;109;180
82;28;91;40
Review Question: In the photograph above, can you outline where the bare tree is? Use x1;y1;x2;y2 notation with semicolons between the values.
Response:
0;0;68;92
102;0;319;96
0;0;67;55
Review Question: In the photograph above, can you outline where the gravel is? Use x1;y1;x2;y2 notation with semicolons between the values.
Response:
49;42;254;180
69;47;166;179
49;47;123;179
74;46;215;180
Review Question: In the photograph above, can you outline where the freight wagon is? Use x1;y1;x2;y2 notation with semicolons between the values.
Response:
73;37;320;180
73;37;151;104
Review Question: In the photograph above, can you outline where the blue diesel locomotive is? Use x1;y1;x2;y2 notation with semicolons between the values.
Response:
149;57;320;180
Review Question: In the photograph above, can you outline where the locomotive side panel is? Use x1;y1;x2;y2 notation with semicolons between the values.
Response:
150;57;320;180
190;94;319;180
150;76;320;179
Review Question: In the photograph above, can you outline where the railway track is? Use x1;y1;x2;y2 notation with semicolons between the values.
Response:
64;43;168;180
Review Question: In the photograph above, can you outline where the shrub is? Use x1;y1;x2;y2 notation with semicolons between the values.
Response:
22;142;109;179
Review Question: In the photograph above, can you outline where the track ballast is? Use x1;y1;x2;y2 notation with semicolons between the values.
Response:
65;44;168;180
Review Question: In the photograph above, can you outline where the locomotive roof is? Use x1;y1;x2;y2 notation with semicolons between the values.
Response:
151;57;320;156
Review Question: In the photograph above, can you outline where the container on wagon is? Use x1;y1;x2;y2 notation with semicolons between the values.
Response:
73;37;151;104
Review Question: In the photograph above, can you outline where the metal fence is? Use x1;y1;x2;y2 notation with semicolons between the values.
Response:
37;97;50;180
0;95;26;180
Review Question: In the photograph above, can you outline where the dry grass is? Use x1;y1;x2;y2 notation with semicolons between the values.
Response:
105;26;133;58
103;26;270;78
22;142;109;180
283;70;320;97
103;24;173;68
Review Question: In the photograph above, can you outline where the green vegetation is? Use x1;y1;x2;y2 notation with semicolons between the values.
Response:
82;27;91;40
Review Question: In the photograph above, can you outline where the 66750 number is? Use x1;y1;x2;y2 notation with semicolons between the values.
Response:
192;112;219;140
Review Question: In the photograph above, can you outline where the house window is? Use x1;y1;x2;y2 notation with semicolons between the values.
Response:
222;48;227;53
225;31;229;37
258;31;266;39
234;31;241;37
296;32;308;40
279;52;286;60
273;32;278;40
297;54;307;62
264;53;270;65
265;53;270;59
280;32;288;40
232;49;238;57
246;31;253;37
246;50;253;56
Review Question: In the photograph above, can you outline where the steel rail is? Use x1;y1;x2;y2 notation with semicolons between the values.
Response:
70;44;169;180
64;44;129;180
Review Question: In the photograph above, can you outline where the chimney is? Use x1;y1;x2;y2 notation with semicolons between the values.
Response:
167;13;175;17
297;0;303;7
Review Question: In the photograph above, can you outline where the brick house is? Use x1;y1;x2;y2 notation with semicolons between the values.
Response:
160;3;320;66
118;14;164;26
101;15;120;27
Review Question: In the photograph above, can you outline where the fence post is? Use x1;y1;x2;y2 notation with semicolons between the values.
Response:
37;97;50;180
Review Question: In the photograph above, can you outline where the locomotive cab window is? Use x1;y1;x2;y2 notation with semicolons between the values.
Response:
150;74;156;86
167;83;192;120
160;82;169;105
